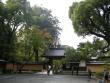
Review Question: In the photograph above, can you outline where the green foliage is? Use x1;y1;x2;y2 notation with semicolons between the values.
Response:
0;0;61;63
0;0;31;61
64;39;105;63
17;26;52;62
95;72;103;79
53;60;62;73
69;0;110;52
64;47;79;62
31;6;61;39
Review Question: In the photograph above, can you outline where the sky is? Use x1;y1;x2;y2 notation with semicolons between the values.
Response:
29;0;93;48
3;0;93;48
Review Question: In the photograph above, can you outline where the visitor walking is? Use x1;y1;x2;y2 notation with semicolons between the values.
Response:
103;69;109;83
88;68;92;79
47;65;51;75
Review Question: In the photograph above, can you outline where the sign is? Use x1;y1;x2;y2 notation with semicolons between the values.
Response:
79;60;86;67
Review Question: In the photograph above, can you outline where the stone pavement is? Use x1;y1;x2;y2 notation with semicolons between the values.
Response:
0;74;98;83
0;74;16;80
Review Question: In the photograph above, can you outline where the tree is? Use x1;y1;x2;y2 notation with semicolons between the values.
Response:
0;0;61;62
69;0;110;53
16;26;52;73
64;47;79;62
29;27;52;62
53;60;63;74
17;26;52;63
77;42;93;61
31;6;61;45
64;39;105;63
0;0;31;61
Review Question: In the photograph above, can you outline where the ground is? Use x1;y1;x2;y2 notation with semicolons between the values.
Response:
0;74;98;83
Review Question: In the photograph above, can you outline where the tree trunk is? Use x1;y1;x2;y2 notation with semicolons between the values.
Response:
76;66;79;75
35;49;39;62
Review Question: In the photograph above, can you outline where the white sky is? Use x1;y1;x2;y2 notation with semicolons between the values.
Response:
29;0;93;48
3;0;93;48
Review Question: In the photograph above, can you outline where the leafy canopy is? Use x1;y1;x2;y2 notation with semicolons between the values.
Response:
0;0;61;62
31;6;61;39
17;26;52;62
64;39;105;62
69;0;110;52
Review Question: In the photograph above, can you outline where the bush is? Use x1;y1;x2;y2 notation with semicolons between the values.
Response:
95;72;103;79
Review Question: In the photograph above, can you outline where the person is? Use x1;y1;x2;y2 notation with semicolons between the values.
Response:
88;68;92;79
47;65;51;75
103;69;109;83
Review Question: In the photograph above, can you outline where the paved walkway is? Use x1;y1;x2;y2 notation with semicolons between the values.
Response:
0;74;98;83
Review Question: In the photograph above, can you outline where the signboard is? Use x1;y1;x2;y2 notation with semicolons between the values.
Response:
79;60;86;67
45;48;65;58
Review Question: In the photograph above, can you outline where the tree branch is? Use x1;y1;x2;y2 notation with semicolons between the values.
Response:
89;17;105;35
